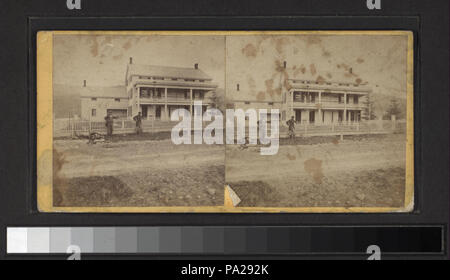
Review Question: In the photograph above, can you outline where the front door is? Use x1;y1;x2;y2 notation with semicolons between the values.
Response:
309;110;315;124
155;106;161;119
295;110;302;122
141;106;148;118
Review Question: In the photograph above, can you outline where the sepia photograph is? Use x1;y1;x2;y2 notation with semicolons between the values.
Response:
37;31;413;212
39;32;226;210
225;32;414;210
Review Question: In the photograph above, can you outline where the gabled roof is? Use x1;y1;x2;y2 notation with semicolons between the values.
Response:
80;85;127;99
126;64;213;81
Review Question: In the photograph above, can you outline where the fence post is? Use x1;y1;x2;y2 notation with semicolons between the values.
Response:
151;115;154;134
70;119;74;138
391;115;396;132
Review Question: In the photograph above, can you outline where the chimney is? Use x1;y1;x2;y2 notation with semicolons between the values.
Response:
194;63;199;69
237;84;240;91
283;61;287;69
83;80;86;87
129;57;133;64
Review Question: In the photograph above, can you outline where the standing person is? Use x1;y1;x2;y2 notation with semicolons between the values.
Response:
133;112;143;135
105;112;115;140
286;116;296;143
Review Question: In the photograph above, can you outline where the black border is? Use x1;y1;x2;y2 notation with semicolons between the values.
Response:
0;0;448;260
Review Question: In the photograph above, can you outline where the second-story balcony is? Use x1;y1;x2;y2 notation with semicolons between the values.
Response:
137;95;212;105
292;99;364;110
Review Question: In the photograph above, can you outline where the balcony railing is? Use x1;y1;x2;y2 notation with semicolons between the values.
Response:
293;100;363;109
138;96;211;104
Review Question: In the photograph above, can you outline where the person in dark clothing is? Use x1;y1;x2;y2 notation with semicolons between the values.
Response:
286;116;296;142
104;112;115;139
133;112;143;135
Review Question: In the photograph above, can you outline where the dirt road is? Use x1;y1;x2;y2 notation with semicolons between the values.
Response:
53;139;225;207
226;134;407;208
55;139;224;178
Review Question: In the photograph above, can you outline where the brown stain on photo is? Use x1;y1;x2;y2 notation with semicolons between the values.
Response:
113;54;123;60
271;60;292;92
122;40;132;50
322;50;331;57
247;75;256;91
283;76;292;91
304;158;324;184
256;91;266;101
88;37;99;57
316;75;326;84
242;43;258;57
100;36;112;46
310;64;317;76
265;79;274;96
273;37;289;54
357;57;365;64
300;65;306;74
53;149;68;206
265;78;274;89
286;154;296;161
304;35;322;46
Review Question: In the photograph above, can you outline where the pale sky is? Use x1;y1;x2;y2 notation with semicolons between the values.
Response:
226;34;409;108
53;34;225;88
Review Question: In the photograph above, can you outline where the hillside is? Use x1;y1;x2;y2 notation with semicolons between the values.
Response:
53;84;82;118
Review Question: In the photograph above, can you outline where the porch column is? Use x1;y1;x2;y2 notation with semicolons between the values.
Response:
137;86;141;117
291;90;294;119
164;88;168;121
190;88;193;116
343;92;348;123
318;91;322;124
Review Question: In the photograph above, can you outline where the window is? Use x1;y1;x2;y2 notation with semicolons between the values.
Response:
245;101;251;105
354;96;359;104
300;92;305;103
115;98;120;102
107;109;127;119
91;109;96;117
172;78;177;81
268;102;274;106
91;98;97;101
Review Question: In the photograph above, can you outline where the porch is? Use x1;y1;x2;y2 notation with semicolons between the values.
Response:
293;109;362;125
139;104;208;121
